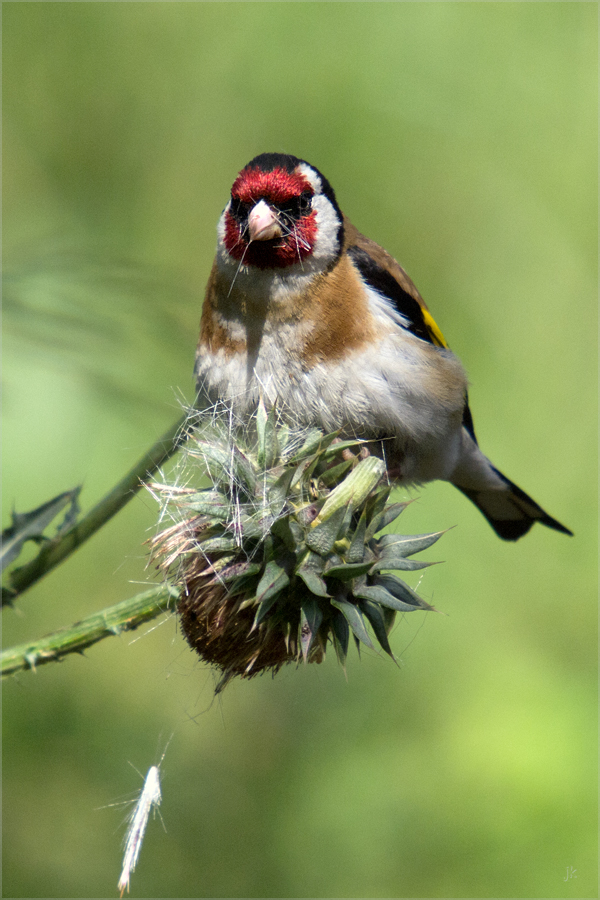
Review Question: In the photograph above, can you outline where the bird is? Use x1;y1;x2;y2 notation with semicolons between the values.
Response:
195;152;572;540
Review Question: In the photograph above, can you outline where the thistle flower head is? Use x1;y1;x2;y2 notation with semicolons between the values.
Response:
150;402;444;691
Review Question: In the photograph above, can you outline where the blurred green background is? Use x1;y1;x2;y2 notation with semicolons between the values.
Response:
2;4;597;898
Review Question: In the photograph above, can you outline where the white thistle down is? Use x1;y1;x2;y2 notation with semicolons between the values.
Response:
117;764;162;897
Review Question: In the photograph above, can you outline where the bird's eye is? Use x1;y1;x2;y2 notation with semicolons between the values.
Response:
229;198;250;221
299;191;312;213
279;192;313;219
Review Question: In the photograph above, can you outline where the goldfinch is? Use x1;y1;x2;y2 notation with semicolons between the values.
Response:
195;153;571;540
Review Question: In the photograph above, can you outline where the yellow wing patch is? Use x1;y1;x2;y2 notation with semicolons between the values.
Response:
422;308;449;349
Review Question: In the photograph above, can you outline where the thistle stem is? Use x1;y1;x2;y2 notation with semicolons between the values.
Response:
5;414;189;602
1;584;179;677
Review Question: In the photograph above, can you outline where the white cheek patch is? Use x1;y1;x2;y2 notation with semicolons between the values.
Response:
311;194;342;261
216;210;227;247
295;163;341;261
297;162;322;193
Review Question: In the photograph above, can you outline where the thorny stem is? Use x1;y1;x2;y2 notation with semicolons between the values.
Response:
1;583;180;677
5;414;189;603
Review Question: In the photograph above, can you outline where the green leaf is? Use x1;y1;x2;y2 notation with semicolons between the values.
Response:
331;597;374;649
256;559;289;601
373;574;436;611
270;514;297;551
297;567;330;598
185;495;235;519
290;455;315;490
234;513;273;542
318;438;364;460
188;440;231;477
219;561;262;583
200;535;239;553
298;549;325;572
339;503;355;545
1;487;81;572
295;503;321;529
185;489;226;504
192;441;257;497
226;572;263;600
301;596;323;634
376;530;446;557
256;400;279;470
318;459;354;486
332;609;350;665
382;606;397;633
253;561;290;624
230;447;258;497
359;599;395;659
255;397;268;468
346;509;367;563
288;518;306;545
369;556;436;573
300;598;323;661
305;504;349;556
372;501;412;533
323;560;373;581
256;398;268;450
288;429;337;463
276;423;291;455
261;533;275;566
364;487;393;540
354;583;431;613
268;467;295;515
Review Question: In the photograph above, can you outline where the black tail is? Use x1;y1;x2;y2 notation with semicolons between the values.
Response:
457;467;573;541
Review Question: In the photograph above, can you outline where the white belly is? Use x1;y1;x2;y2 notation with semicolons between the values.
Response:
195;329;467;485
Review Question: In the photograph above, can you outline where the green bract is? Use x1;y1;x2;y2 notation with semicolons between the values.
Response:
151;402;443;690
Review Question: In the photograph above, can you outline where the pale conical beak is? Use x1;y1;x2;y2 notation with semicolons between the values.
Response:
247;200;282;241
